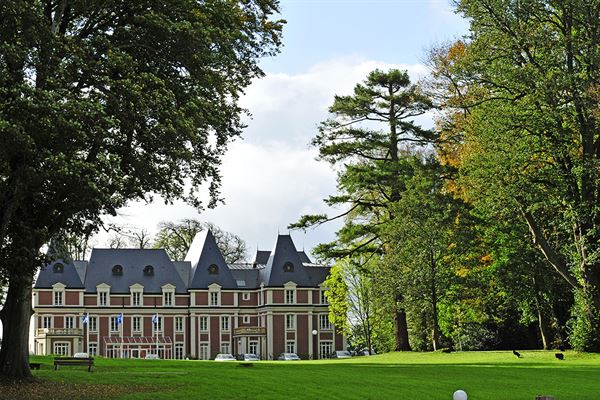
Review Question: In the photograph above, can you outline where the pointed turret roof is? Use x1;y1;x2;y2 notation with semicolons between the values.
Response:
260;235;314;286
186;230;237;289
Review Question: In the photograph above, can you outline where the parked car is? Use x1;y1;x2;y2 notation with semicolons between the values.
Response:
214;353;236;361
278;353;301;361
236;353;260;361
330;350;352;359
145;353;160;360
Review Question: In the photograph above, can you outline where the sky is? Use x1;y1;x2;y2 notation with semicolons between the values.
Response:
98;0;470;260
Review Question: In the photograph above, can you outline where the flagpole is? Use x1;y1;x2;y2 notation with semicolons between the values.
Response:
86;313;89;354
156;314;159;357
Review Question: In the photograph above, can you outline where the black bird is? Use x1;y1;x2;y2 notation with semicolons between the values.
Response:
512;350;521;358
555;353;564;360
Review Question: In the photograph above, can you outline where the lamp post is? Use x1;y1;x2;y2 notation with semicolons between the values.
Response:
312;329;318;360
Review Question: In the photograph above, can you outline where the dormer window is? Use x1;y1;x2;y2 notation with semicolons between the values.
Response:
130;284;144;307
112;265;123;276
283;262;294;272
53;263;64;273
208;264;219;275
162;284;175;307
143;265;154;276
52;283;66;306
96;283;111;306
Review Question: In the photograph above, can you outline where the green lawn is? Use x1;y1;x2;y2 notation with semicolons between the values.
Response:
12;351;600;399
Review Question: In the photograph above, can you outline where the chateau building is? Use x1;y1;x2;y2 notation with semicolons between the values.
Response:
32;231;344;360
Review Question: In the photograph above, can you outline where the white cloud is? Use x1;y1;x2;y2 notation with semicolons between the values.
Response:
100;56;430;258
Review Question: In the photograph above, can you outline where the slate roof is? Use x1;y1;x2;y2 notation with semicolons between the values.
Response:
35;259;86;289
35;231;330;291
84;248;187;294
186;230;238;289
259;235;317;287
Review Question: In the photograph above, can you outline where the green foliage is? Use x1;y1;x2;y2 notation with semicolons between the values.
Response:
153;219;248;263
431;0;600;351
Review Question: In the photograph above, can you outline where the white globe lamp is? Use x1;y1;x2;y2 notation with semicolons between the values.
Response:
453;390;468;400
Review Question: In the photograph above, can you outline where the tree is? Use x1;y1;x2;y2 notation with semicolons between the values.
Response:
107;225;153;249
381;157;469;351
437;0;600;351
0;0;283;379
291;69;434;351
325;256;387;355
153;219;248;263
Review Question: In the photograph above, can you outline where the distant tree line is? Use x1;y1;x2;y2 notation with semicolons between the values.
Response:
293;0;599;354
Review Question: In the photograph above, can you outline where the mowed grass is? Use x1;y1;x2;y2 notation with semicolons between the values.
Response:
16;351;600;399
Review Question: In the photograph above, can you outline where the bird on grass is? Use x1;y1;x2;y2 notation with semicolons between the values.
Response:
555;353;564;360
512;350;522;358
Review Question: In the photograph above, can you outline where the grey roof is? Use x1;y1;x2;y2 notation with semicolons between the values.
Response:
73;261;88;284
186;230;238;289
35;259;85;289
84;248;187;294
253;250;271;265
260;235;315;287
173;261;192;286
297;251;312;264
230;269;262;289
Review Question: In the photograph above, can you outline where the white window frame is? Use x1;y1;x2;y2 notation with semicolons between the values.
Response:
242;292;250;301
319;314;332;330
110;316;120;332
175;316;184;332
208;283;221;307
285;289;295;304
89;316;97;332
320;290;328;304
88;343;98;356
221;316;230;331
175;343;184;360
210;292;218;306
97;284;111;306
286;341;296;354
243;315;250;324
286;314;296;330
132;316;142;333
42;316;52;329
220;342;230;354
199;316;208;332
130;284;144;307
64;315;75;329
319;341;333;359
153;316;163;333
199;343;209;360
53;342;70;356
52;283;66;306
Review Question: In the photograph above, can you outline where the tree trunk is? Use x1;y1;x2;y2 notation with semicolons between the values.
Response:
0;271;34;380
394;293;411;351
577;264;600;352
535;301;552;350
430;252;440;351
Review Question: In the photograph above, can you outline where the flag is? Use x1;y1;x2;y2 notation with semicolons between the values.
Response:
117;313;123;325
82;313;89;325
152;313;158;325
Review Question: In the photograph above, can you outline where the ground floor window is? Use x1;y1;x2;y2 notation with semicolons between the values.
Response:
319;341;333;359
220;342;230;354
54;342;70;356
286;341;296;354
88;343;98;356
249;341;258;355
199;343;209;360
175;343;184;360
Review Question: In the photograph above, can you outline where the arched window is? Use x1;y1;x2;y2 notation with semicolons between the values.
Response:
143;265;154;276
208;264;219;275
53;263;64;273
283;262;294;272
112;265;123;276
